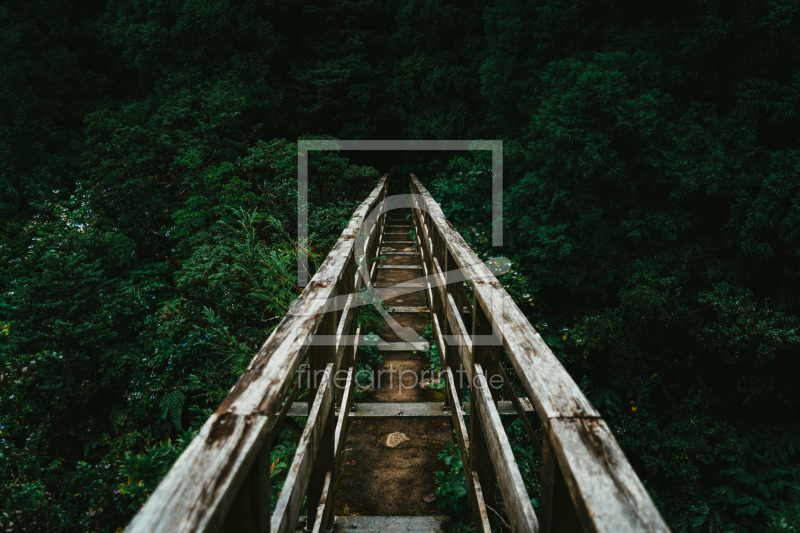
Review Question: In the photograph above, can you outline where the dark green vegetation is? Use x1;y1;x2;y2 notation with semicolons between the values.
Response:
1;0;799;531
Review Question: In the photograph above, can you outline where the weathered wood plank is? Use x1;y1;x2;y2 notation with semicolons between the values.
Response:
472;363;539;533
124;413;270;533
432;314;447;376
378;264;422;270
376;341;430;351
219;177;387;419
281;400;533;418
310;472;333;533
387;306;429;313
471;471;493;533
546;418;671;533
433;257;447;306
471;294;502;512
446;293;473;382
222;435;270;533
334;367;355;465
307;304;336;530
498;363;543;457
540;431;583;533
444;368;470;465
410;176;597;422
270;380;302;444
271;364;334;533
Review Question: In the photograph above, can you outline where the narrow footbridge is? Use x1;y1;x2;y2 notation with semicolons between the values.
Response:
127;175;670;532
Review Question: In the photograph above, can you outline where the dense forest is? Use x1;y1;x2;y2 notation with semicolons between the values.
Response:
1;0;799;531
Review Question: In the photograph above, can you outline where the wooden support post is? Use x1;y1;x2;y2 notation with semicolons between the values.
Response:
222;435;271;533
307;308;336;531
335;254;356;407
444;249;466;404
470;300;501;516
540;427;583;533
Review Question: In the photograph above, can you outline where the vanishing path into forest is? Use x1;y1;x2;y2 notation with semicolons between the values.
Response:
125;175;671;533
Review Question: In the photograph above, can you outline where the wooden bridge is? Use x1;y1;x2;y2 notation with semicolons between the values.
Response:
126;175;670;532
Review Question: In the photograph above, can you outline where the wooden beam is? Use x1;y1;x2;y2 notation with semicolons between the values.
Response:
387;306;429;313
124;413;270;533
409;175;597;422
432;257;447;307
410;176;668;531
281;400;533;418
473;363;539;533
498;363;543;457
271;364;334;533
444;369;470;466
310;472;333;533
471;471;493;533
334;367;355;466
218;176;387;419
545;418;671;533
446;293;473;382
270;381;302;444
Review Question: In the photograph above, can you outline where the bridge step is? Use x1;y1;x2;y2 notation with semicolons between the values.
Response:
373;283;425;289
335;516;446;532
298;516;446;532
380;251;418;255
282;400;534;418
382;240;415;243
387;306;429;313
378;264;422;269
376;341;429;351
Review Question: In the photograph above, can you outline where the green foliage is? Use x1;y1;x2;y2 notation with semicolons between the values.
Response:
422;324;444;391
2;0;800;531
434;442;468;516
117;430;196;511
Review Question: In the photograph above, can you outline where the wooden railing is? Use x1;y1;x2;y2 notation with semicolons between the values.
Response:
125;175;389;533
126;172;670;533
409;174;669;532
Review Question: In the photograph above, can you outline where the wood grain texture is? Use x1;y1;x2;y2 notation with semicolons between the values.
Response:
432;257;447;308
270;381;302;444
446;293;473;382
219;176;387;419
498;363;543;457
271;364;334;533
334;367;355;467
282;400;532;418
310;472;333;533
472;363;539;533
547;418;671;533
410;175;669;531
125;413;269;533
471;471;493;533
432;314;448;384
444;368;470;466
410;175;596;422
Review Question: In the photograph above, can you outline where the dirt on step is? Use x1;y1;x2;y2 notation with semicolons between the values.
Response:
333;213;452;516
334;417;452;516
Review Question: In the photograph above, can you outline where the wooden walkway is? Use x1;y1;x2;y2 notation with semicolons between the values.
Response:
125;175;671;533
